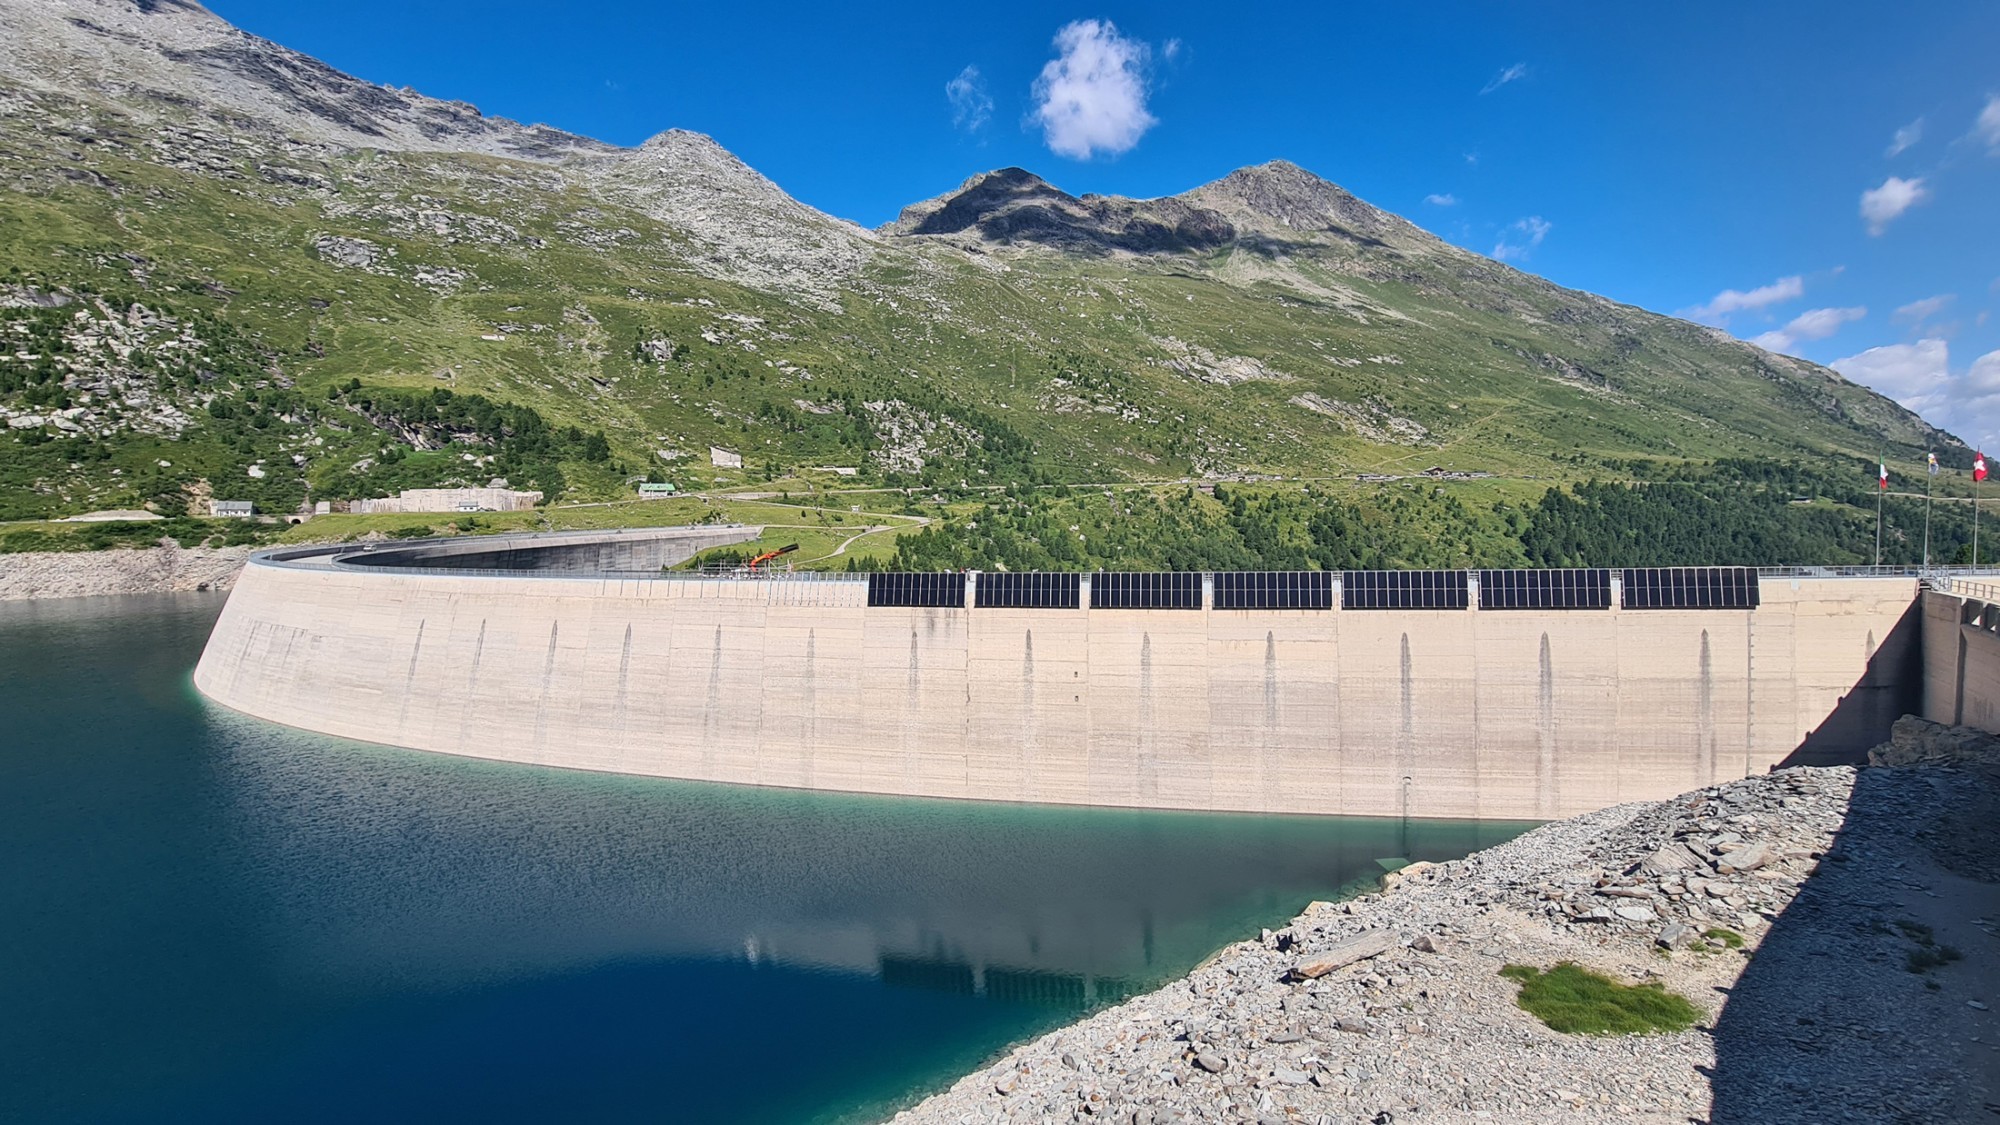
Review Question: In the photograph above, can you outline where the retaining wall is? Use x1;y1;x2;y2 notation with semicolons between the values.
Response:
1920;589;2000;733
193;556;1922;819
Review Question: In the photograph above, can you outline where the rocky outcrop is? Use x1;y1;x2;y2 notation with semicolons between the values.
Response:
0;543;248;600
1867;714;2000;767
889;168;1238;256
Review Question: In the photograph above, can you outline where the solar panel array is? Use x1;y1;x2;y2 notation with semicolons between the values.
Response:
866;572;965;608
975;571;1082;609
1212;571;1336;610
1619;567;1761;610
1342;570;1471;610
1477;568;1613;610
864;568;1766;611
1092;571;1203;610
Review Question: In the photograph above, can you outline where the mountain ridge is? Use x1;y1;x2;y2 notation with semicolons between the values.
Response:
0;0;1964;534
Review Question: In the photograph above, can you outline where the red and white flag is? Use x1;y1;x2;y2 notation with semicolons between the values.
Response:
1977;452;1989;483
1880;459;1889;490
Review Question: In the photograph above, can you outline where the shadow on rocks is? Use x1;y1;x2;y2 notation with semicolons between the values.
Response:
1707;724;2000;1124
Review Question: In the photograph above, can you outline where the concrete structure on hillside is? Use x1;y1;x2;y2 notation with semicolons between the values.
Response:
210;500;253;518
350;487;543;514
193;530;1937;820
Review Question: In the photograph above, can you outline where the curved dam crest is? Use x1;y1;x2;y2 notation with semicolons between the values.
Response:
193;530;1924;820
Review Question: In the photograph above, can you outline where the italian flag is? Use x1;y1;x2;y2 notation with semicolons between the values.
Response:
1879;459;1889;490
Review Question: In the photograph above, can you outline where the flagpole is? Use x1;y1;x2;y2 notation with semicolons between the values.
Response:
1923;459;1934;574
1876;477;1884;567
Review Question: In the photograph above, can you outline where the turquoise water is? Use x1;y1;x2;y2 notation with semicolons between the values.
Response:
0;595;1532;1124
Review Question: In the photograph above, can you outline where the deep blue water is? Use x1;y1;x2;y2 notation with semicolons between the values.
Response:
0;595;1532;1124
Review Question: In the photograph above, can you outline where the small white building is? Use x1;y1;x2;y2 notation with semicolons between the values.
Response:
211;500;254;519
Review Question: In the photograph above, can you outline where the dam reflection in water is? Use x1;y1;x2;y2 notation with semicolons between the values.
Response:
0;596;1531;1124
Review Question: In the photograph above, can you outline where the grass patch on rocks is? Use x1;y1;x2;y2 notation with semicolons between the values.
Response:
1500;962;1701;1035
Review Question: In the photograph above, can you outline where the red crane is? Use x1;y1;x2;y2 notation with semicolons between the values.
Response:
745;543;800;570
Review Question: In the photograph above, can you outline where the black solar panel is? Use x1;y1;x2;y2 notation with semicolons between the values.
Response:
1477;568;1613;610
975;571;1082;609
1091;571;1202;610
1212;571;1335;610
1342;570;1471;610
866;572;966;608
1620;567;1760;610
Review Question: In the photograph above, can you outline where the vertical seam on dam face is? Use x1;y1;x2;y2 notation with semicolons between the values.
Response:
702;624;723;774
1262;631;1279;805
194;559;1925;820
1021;629;1036;794
802;629;817;788
1538;632;1555;819
1399;632;1414;820
613;623;632;765
1744;613;1757;780
906;628;921;783
1699;629;1715;784
1138;632;1156;800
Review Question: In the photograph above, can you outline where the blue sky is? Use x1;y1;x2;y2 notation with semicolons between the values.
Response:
206;0;2000;446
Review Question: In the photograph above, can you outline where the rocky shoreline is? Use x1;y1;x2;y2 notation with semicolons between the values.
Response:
894;720;2000;1124
0;544;249;600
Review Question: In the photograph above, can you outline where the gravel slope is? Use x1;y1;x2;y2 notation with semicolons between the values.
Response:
894;734;2000;1124
0;544;247;600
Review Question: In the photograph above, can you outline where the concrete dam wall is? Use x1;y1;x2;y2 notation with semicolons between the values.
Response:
192;530;1925;820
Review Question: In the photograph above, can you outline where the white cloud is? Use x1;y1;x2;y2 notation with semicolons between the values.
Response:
1032;20;1157;160
1424;193;1458;207
1885;117;1924;157
1162;38;1182;63
1831;340;2000;446
1463;151;1479;166
1833;338;1951;413
1894;294;1955;327
1977;95;2000;153
1491;216;1551;261
945;65;993;132
1683;275;1806;323
1480;63;1528;95
1748;306;1866;354
1859;175;1929;235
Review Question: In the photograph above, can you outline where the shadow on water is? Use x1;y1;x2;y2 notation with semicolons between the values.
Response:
0;595;1532;1125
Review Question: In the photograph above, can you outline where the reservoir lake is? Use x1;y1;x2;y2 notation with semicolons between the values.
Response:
1;594;1532;1123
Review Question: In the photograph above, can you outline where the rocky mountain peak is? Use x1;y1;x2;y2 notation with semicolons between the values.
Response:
1177;160;1406;245
0;0;608;159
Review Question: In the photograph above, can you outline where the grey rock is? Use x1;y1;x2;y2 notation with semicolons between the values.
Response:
1717;841;1771;874
1193;1051;1229;1074
1290;930;1398;980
